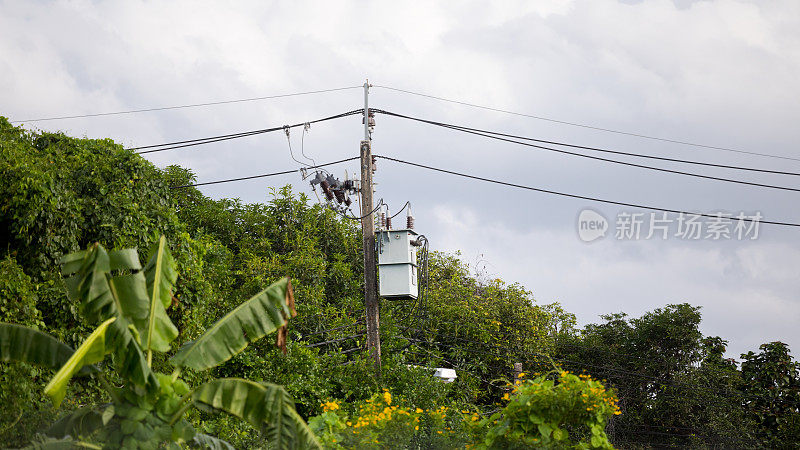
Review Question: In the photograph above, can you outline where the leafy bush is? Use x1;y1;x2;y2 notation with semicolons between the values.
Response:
309;390;471;449
0;257;53;445
309;370;618;449
471;371;618;449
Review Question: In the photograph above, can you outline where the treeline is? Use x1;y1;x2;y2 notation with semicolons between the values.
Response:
1;116;798;448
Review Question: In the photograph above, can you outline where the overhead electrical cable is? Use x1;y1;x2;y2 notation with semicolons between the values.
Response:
132;109;362;154
284;126;308;167
375;155;800;227
388;201;411;219
374;110;800;177
374;110;800;193
300;123;316;167
132;127;277;151
338;199;385;221
169;157;360;189
372;84;800;162
12;86;363;123
137;129;276;154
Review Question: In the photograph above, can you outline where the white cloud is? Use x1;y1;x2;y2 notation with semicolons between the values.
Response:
431;204;800;357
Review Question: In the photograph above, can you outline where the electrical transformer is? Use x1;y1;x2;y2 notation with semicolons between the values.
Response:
377;229;418;300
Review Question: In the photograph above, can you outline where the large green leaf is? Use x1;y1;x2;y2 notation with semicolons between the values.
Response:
192;378;321;450
0;323;90;375
108;248;142;271
60;245;158;392
23;435;81;449
108;272;150;322
62;245;146;324
106;318;159;390
145;235;178;310
141;235;178;353
170;277;294;371
63;248;141;275
46;405;109;439
61;244;115;324
44;317;116;407
192;433;236;450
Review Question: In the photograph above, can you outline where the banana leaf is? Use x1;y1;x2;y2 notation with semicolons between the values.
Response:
60;245;158;392
192;433;236;450
141;235;178;353
170;278;294;371
46;404;111;439
193;378;320;450
44;317;116;407
0;323;90;375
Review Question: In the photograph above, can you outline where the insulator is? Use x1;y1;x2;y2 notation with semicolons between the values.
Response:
326;174;341;189
310;171;325;186
380;213;386;229
320;180;334;201
386;216;392;230
333;189;345;204
407;215;414;230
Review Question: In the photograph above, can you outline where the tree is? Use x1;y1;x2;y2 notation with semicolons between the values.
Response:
556;304;753;448
741;341;800;448
390;251;554;404
0;238;319;449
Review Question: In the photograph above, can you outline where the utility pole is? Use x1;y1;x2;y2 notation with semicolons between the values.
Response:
360;80;381;374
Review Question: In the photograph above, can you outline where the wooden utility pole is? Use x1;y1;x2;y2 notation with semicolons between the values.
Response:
360;80;381;374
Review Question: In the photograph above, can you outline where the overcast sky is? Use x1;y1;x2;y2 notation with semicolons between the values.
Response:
2;0;799;359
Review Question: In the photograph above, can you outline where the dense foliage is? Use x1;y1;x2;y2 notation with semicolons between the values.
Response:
2;116;800;448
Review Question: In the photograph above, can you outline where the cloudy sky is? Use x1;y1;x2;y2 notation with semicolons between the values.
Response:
2;0;799;358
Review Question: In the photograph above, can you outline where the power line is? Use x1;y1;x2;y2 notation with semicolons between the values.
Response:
135;128;272;152
372;84;800;163
374;110;800;193
337;199;386;221
388;201;411;219
132;109;362;154
169;157;360;189
374;110;800;177
375;155;800;227
11;86;363;123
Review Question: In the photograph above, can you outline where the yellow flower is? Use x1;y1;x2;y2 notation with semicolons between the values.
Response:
322;401;340;412
415;426;419;430
415;408;423;413
383;391;392;405
502;393;510;400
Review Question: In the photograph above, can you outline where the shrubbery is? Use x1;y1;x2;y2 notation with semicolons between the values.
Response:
309;371;619;449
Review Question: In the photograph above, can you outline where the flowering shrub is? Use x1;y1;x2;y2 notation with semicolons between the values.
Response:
309;371;619;449
308;390;471;448
469;371;619;449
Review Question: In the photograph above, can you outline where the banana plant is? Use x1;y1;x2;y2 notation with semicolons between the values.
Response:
0;236;320;449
